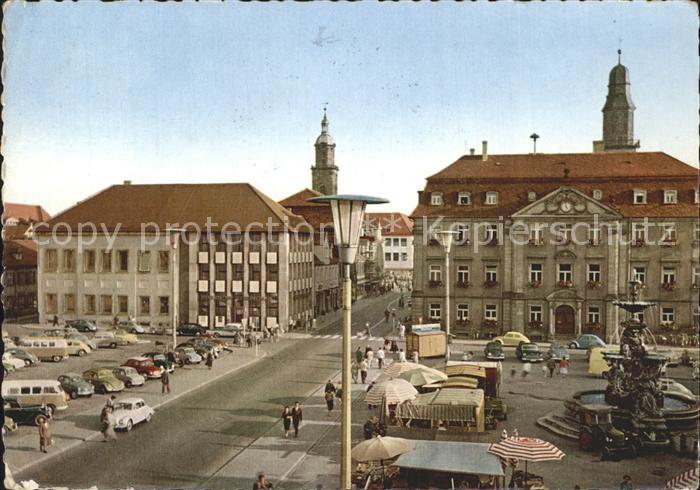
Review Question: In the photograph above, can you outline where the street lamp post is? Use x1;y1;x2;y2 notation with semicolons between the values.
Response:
307;194;388;490
435;230;459;353
168;227;186;351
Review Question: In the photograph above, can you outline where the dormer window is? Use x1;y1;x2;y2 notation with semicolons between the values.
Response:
485;192;499;205
633;189;647;204
592;189;602;200
527;191;537;202
430;192;443;206
664;190;677;204
458;192;471;205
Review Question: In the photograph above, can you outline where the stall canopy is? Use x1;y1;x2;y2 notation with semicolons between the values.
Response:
423;376;479;390
445;364;487;379
394;441;504;477
395;388;484;425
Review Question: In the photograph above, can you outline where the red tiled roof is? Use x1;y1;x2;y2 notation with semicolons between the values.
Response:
2;203;51;223
3;239;38;268
413;152;699;219
279;188;323;207
39;183;308;233
279;188;334;231
365;212;414;236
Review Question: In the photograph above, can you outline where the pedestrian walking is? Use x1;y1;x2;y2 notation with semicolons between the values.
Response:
101;406;117;442
398;349;407;363
522;361;531;378
546;358;556;378
253;472;274;489
366;347;374;368
38;416;51;453
105;395;117;410
355;347;364;364
324;390;335;416
206;352;214;370
541;363;549;378
52;315;59;327
246;333;253;348
384;309;390;323
559;357;569;377
398;323;406;339
161;369;170;394
365;322;371;338
351;360;359;383
377;347;386;369
324;380;336;395
291;401;303;438
411;350;419;364
281;405;292;438
360;359;369;384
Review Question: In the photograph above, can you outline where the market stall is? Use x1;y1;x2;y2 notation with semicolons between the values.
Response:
394;388;485;432
393;440;504;488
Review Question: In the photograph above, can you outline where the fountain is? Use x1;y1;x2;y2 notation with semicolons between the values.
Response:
538;281;699;457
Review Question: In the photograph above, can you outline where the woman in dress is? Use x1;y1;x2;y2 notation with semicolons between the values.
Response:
281;406;292;438
38;416;51;453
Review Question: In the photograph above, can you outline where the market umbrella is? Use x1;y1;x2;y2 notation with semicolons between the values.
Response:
366;378;418;406
487;436;564;484
397;368;448;387
666;467;699;490
351;436;416;462
383;361;425;377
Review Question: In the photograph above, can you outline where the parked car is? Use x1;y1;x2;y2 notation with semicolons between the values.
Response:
58;373;95;399
113;397;154;431
112;367;146;388
93;331;124;349
122;357;163;379
4;348;39;367
65;332;98;351
177;342;215;360
177;323;207;336
545;343;570;362
207;323;243;338
659;378;696;398
82;368;125;394
66;319;98;332
484;341;505;361
65;339;92;357
569;334;606;350
516;342;544;362
3;397;53;426
493;331;530;347
182;338;221;356
2;380;69;415
119;320;146;334
113;329;138;345
3;361;16;375
3;352;26;371
175;347;202;365
141;352;175;373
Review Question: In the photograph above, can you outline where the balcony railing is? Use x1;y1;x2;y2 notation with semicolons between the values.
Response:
428;280;443;288
528;238;544;247
456;281;471;289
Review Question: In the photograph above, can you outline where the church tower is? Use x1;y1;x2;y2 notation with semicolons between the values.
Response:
311;109;338;195
599;50;640;152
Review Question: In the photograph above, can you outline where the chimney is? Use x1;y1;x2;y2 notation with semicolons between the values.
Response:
482;141;488;161
123;180;132;185
469;148;475;156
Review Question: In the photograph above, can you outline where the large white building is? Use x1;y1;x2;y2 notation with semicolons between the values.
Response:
34;182;314;330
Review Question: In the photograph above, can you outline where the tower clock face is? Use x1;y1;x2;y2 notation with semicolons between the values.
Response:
560;201;573;213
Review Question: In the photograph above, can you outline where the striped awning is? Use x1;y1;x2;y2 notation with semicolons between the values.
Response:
395;389;484;422
667;467;699;490
487;437;565;462
445;364;487;378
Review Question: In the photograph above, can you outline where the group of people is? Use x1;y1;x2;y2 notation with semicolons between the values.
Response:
542;357;570;378
323;380;343;416
280;401;303;438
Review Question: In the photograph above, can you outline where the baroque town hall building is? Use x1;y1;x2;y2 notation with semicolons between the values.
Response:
411;54;700;342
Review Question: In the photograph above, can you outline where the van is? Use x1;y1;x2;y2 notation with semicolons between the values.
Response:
16;337;69;362
588;346;620;377
65;339;92;357
1;380;69;415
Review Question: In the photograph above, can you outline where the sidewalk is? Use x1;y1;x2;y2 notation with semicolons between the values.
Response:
6;337;297;477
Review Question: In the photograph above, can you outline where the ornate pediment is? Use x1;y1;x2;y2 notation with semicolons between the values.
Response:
555;249;577;260
513;187;622;219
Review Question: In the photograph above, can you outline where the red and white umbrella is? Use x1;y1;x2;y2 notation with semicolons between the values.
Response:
488;436;565;482
666;467;699;490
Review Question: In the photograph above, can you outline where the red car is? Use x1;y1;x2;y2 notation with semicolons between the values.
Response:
122;357;163;379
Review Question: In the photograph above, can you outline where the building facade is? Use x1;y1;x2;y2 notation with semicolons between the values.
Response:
34;183;314;330
411;60;700;342
368;212;414;284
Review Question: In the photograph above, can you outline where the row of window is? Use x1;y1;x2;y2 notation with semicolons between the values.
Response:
45;293;169;316
385;252;410;262
431;189;700;206
43;249;169;274
427;302;685;325
4;270;36;286
384;238;410;247
427;263;700;287
4;293;37;309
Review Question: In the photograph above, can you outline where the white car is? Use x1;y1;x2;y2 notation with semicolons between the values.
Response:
2;353;25;371
659;378;696;399
113;398;154;431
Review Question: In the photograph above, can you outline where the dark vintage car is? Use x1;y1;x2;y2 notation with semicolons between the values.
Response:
515;342;544;362
58;373;96;399
142;352;175;373
176;323;206;336
66;319;98;333
3;397;53;426
545;343;570;362
484;341;505;361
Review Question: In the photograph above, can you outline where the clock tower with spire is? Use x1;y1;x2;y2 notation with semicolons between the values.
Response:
598;49;640;152
311;109;339;195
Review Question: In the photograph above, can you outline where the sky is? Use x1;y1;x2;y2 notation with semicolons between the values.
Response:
3;1;698;217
